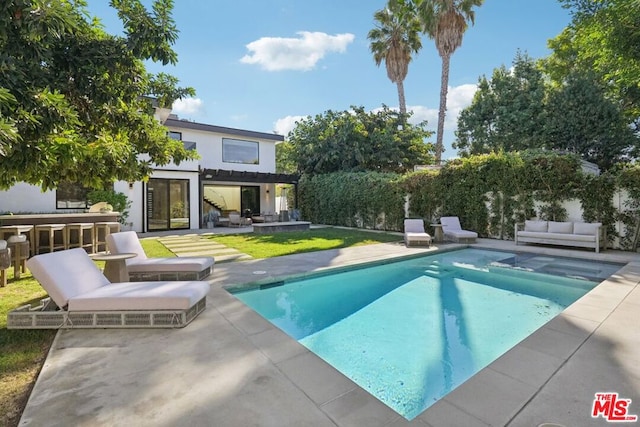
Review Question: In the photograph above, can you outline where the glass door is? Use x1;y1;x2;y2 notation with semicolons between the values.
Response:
147;178;190;231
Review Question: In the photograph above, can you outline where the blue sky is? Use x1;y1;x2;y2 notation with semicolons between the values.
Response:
86;0;571;159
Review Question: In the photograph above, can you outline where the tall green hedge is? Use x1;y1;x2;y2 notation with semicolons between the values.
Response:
298;152;640;250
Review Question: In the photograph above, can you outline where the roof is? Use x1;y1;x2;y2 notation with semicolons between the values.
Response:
165;118;284;142
201;169;299;184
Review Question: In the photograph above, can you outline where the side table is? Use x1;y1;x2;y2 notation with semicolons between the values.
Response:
91;252;137;283
430;224;444;243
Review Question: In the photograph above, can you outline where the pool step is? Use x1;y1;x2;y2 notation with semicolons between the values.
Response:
423;261;453;278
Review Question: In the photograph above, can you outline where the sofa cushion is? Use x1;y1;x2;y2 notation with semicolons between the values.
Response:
524;220;548;232
573;222;601;236
547;221;573;233
517;231;596;242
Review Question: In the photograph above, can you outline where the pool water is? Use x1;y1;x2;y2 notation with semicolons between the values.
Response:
231;249;621;420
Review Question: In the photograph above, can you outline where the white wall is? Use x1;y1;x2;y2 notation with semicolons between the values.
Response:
168;127;277;173
0;183;68;213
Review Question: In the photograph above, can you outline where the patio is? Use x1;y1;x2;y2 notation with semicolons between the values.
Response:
18;236;640;426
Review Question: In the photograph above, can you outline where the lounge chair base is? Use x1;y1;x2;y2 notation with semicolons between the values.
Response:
128;267;212;282
7;296;207;329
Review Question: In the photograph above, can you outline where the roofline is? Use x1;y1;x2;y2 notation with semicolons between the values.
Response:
201;169;299;184
165;118;284;142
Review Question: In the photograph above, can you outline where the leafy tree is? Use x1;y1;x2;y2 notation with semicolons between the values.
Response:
454;52;547;156
414;0;484;163
368;0;422;115
545;70;638;170
0;0;197;191
287;105;434;175
275;141;297;174
545;0;640;129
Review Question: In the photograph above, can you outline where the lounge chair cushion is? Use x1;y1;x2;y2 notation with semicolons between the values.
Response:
106;231;148;259
127;257;214;273
26;248;110;308
107;231;214;273
440;216;478;240
404;219;431;247
68;281;209;311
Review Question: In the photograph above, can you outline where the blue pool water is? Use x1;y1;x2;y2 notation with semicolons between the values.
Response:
231;249;621;420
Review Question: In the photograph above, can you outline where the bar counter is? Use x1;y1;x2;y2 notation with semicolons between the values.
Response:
0;212;120;226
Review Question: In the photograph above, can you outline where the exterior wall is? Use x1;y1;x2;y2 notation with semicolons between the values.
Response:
0;183;58;214
166;125;277;173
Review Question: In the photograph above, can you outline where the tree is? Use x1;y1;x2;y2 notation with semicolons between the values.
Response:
0;0;197;191
287;105;434;175
545;70;638;170
414;0;484;163
545;0;640;130
368;0;422;116
454;52;547;156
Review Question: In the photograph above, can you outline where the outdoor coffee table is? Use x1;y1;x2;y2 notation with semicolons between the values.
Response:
92;252;137;282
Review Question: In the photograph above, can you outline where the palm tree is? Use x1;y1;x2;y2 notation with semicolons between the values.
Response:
416;0;484;163
368;0;422;116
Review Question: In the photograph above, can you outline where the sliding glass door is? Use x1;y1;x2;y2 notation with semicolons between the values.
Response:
147;178;190;231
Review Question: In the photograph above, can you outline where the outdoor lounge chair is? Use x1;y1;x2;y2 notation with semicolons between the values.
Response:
404;219;431;247
440;216;478;243
7;248;209;329
106;231;214;281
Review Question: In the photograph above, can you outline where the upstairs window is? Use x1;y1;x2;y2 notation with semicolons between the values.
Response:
222;138;259;164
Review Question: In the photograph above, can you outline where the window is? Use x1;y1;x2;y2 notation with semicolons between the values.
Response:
222;138;259;164
168;131;182;140
56;182;90;209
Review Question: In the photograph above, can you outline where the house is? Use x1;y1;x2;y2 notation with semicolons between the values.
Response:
0;114;298;233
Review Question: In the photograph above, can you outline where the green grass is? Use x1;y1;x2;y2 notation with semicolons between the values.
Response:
208;227;402;258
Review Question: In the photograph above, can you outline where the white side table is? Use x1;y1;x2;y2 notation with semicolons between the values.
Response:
92;252;137;282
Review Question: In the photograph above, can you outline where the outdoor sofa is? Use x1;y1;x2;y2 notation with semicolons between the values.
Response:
515;220;606;253
7;248;210;329
107;231;214;281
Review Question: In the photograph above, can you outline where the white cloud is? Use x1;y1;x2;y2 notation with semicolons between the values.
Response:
241;31;355;71
172;97;204;116
274;115;306;136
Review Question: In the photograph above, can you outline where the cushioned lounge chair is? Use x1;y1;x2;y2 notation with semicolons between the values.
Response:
404;219;431;247
7;248;209;329
440;216;478;243
106;231;214;281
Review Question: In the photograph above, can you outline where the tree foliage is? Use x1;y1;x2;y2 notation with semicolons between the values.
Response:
287;105;434;175
0;0;197;191
454;51;639;170
546;0;640;128
455;52;547;155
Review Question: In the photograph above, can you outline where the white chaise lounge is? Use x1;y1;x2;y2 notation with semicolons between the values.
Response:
404;219;432;247
7;248;210;329
107;231;214;281
440;216;478;243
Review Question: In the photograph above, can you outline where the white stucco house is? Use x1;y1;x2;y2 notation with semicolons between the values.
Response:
0;114;298;233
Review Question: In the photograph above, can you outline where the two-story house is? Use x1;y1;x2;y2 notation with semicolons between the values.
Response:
0;114;298;233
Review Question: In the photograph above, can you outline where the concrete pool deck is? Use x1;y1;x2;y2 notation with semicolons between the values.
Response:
19;236;640;426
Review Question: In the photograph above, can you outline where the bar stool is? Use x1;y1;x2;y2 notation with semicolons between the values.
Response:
94;221;121;253
0;225;35;256
7;235;29;279
34;224;67;254
66;222;96;253
0;241;10;287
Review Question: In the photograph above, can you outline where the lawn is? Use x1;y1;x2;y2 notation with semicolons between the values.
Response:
0;228;400;426
208;227;402;258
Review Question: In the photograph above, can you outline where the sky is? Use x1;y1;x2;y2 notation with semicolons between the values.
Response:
86;0;572;159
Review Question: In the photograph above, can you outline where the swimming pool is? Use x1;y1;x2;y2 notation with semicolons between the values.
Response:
230;248;621;420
